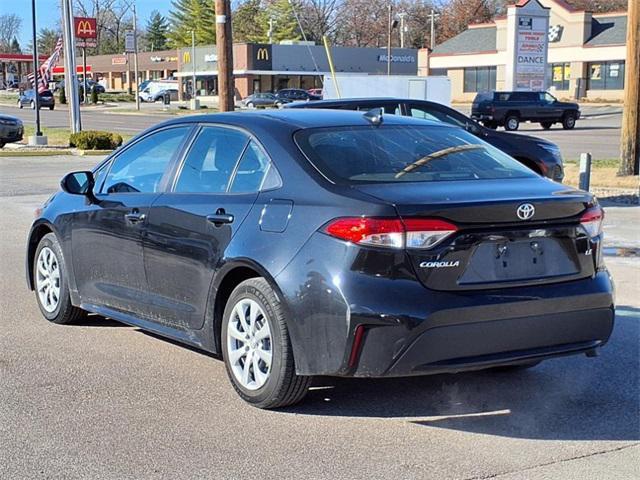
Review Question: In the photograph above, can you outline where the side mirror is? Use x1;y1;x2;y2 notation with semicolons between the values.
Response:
61;171;95;197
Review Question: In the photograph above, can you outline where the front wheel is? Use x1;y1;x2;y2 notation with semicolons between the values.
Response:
562;113;577;130
222;278;312;409
49;105;54;111
30;100;36;110
33;233;85;324
504;115;520;131
18;100;23;109
246;102;255;109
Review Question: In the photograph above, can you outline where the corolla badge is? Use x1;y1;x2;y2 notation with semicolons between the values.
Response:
516;203;535;220
419;260;460;268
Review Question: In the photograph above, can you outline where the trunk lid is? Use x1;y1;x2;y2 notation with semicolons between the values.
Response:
353;179;596;291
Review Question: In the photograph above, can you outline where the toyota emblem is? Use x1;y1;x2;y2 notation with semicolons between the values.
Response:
516;203;535;220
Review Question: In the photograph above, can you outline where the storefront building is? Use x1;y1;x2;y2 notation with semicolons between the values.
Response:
0;54;47;88
425;0;627;102
84;50;178;91
175;42;418;99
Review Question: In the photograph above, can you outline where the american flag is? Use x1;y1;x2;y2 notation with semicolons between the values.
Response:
27;38;63;93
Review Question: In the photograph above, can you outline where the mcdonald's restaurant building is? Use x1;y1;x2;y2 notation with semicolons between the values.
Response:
424;0;627;103
176;42;418;99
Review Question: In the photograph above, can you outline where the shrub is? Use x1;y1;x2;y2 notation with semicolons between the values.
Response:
90;87;99;104
59;86;66;104
69;130;123;150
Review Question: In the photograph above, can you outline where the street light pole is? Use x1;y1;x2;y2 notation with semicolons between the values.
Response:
30;0;41;137
398;12;407;49
191;30;196;99
133;3;140;111
387;3;392;76
430;9;437;50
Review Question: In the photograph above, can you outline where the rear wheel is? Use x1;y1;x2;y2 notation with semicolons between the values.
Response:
504;115;520;131
49;105;54;111
562;113;577;130
33;233;85;324
222;278;312;409
18;99;23;109
541;122;552;130
30;100;35;110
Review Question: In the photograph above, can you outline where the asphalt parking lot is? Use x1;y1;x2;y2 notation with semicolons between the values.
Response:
1;155;638;479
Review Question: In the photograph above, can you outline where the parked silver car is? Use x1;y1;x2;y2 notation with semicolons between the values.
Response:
241;92;281;108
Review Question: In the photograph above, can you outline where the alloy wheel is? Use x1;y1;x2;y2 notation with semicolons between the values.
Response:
226;298;273;390
36;246;61;313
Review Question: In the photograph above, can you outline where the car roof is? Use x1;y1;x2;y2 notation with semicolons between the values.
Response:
157;109;445;132
286;97;443;108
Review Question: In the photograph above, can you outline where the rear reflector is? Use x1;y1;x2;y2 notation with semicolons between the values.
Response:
579;206;604;238
324;217;457;249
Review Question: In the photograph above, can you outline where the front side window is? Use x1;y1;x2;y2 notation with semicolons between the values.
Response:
102;126;190;194
174;126;249;193
295;125;535;185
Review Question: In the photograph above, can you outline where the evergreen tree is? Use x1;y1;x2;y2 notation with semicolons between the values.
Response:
233;0;267;43
146;11;169;51
10;37;21;53
259;0;301;43
37;28;61;55
167;0;216;47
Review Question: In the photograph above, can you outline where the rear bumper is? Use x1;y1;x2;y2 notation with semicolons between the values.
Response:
277;235;615;377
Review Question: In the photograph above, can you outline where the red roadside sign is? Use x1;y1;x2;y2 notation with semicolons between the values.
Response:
52;65;92;75
74;17;97;39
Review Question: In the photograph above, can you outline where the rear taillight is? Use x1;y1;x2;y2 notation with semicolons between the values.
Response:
579;206;604;239
324;217;458;249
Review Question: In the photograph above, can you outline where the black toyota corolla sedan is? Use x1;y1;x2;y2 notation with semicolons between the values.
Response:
26;110;614;409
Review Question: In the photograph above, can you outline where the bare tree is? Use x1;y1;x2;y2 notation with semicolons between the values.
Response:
0;14;22;53
74;0;134;55
296;0;341;43
335;0;389;47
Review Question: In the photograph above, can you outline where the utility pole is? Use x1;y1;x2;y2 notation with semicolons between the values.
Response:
268;17;274;44
30;0;42;137
619;0;639;176
215;0;234;112
61;0;81;132
387;3;392;76
430;9;437;50
133;3;140;111
398;12;407;49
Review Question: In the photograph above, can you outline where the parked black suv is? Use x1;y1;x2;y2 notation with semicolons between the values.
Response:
471;91;580;131
286;97;564;181
275;88;321;104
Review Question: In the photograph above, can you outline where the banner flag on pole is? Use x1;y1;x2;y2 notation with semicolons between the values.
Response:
28;38;63;93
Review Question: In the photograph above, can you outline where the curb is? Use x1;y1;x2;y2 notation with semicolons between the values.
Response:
0;148;112;157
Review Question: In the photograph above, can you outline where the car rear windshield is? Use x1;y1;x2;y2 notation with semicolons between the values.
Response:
295;125;536;184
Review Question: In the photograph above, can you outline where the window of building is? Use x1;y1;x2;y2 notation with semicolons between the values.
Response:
463;67;497;93
587;61;625;91
548;63;571;91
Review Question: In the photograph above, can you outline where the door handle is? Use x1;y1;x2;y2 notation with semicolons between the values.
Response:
206;210;234;226
125;211;146;224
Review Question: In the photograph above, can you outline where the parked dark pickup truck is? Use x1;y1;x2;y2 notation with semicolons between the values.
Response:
286;97;565;182
471;91;580;131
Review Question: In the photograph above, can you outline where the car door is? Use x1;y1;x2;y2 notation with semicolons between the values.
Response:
537;92;562;121
143;125;278;329
71;125;192;316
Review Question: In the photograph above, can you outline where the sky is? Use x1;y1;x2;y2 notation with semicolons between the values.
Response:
0;0;172;50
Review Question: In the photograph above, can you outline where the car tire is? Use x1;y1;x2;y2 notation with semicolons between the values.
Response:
483;121;498;130
49;105;54;111
18;100;23;109
33;233;85;325
30;100;36;110
222;278;312;409
562;113;577;130
504;115;520;131
541;122;553;130
246;102;255;109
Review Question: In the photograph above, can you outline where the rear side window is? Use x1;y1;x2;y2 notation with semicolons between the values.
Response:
102;126;190;193
174;126;249;193
295;125;535;184
228;141;275;193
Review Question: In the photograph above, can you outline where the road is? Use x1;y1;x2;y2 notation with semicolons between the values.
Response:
0;103;623;161
0;155;638;479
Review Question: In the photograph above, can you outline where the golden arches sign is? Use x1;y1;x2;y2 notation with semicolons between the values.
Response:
183;51;191;64
256;48;269;61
